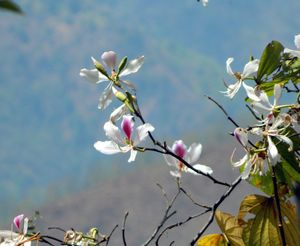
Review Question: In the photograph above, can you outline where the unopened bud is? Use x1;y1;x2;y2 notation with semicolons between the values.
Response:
92;57;109;78
112;87;127;102
118;56;127;75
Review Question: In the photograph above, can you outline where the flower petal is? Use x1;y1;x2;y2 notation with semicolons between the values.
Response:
98;83;114;110
294;34;300;50
226;57;235;76
164;153;178;167
231;150;249;168
133;123;155;145
121;115;134;140
121;80;136;89
94;140;122;154
170;170;181;178
103;120;123;144
234;128;248;147
242;59;259;78
186;164;213;175
186;143;202;164
243;83;261;101
273;84;282;106
267;136;279;165
79;68;108;83
283;48;300;58
276;135;293;151
13;214;24;231
128;149;137;162
101;51;117;69
222;80;242;99
119;56;144;77
110;104;129;124
241;160;252;179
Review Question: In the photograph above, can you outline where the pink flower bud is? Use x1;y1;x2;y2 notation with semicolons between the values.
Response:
101;51;117;69
121;115;134;140
13;214;24;231
172;140;186;159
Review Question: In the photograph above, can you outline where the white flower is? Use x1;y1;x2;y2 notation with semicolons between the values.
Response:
251;84;282;114
164;140;213;178
94;115;154;162
284;34;300;58
80;51;144;109
202;0;209;6
251;116;293;165
222;57;259;99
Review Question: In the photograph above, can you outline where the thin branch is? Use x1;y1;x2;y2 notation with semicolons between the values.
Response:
142;188;181;246
271;166;286;246
104;224;118;246
179;187;211;209
205;95;239;127
246;104;262;121
122;212;129;246
132;99;230;187
155;210;210;245
190;175;242;245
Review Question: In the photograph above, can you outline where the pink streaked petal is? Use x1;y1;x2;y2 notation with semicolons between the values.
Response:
121;115;134;140
172;140;187;159
233;128;248;147
13;214;24;231
186;143;202;164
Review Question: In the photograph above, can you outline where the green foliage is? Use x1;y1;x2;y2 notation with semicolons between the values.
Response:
257;41;284;83
0;0;22;14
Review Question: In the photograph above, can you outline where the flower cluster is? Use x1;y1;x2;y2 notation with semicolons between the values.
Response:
80;51;213;178
223;35;300;180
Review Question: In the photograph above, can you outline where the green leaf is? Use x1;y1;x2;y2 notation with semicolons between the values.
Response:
276;141;300;183
257;41;284;82
0;0;23;14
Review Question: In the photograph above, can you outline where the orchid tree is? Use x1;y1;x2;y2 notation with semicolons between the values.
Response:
2;2;300;246
76;35;300;245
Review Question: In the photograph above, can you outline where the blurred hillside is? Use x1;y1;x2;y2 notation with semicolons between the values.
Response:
0;0;299;223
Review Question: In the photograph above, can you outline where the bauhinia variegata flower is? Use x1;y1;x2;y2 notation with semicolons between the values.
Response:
80;51;144;109
164;140;213;178
284;34;300;58
94;115;154;162
222;57;259;99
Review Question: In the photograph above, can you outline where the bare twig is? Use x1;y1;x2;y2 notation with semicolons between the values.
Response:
142;188;181;246
179;186;211;209
155;210;210;245
122;212;129;246
104;224;118;246
246;104;262;121
190;175;242;245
